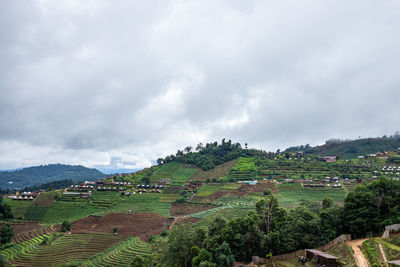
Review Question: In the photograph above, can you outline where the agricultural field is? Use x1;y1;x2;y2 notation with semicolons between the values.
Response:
84;237;151;266
274;183;346;208
190;159;237;181
150;161;183;182
71;212;171;240
103;193;171;217
3;199;32;219
171;168;197;185
12;233;127;267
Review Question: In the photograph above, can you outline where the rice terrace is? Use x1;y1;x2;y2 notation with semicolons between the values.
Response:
1;137;400;266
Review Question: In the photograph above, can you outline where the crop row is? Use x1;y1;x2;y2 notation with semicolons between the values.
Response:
12;233;127;267
13;225;55;243
0;234;50;262
84;237;151;266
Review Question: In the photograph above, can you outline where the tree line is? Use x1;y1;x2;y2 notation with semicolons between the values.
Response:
147;177;400;266
157;139;261;171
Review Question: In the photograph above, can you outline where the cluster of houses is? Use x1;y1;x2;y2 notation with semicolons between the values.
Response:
304;177;342;188
5;191;40;201
63;191;92;198
137;184;164;189
158;179;171;185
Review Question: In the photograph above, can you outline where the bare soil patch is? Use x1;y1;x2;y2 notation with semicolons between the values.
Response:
164;186;183;194
71;212;172;241
0;222;40;235
170;203;217;216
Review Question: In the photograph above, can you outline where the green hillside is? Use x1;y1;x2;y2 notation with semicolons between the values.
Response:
0;164;107;190
285;135;400;158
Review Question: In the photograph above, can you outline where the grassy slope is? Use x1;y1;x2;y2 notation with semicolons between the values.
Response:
190;159;237;181
150;162;182;182
274;183;346;208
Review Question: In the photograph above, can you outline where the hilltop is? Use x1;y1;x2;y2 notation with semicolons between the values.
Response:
0;164;107;190
285;134;400;159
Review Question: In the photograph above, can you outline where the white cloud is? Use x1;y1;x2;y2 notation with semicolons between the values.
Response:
0;0;400;170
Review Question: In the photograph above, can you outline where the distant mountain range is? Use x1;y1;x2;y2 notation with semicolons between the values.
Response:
0;163;107;190
285;135;400;159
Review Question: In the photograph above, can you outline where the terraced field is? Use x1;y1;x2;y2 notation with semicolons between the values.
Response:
171;168;196;185
12;233;127;267
84;237;151;266
0;234;50;263
13;225;57;243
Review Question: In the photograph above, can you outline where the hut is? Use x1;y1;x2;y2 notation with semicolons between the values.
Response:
305;249;340;267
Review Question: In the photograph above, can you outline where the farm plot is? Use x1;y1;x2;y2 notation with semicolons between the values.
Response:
13;225;58;243
170;203;217;216
71;212;172;241
274;183;346;208
196;184;223;197
12;233;127;267
190;159;237;181
4;199;32;219
150;161;182;182
171;168;196;185
40;202;103;225
30;191;57;207
84;237;151;267
160;193;179;203
0;234;50;263
104;193;171;216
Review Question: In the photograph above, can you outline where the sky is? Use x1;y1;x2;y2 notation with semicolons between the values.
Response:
1;0;400;172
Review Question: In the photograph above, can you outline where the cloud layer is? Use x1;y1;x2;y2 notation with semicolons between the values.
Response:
1;0;400;170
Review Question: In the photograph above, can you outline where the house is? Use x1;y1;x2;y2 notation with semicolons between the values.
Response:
305;249;340;267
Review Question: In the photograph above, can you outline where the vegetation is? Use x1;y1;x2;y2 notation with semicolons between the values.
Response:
157;139;256;171
285;134;400;159
0;164;107;190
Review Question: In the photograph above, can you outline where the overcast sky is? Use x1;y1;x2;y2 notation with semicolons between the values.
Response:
1;0;400;172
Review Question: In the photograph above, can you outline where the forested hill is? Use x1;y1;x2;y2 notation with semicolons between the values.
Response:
285;135;400;159
0;164;107;190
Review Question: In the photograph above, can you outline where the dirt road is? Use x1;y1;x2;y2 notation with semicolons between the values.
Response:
347;239;370;267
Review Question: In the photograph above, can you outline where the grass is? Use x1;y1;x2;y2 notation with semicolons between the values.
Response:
196;184;223;197
171;168;196;185
160;194;179;203
4;199;32;219
326;241;357;267
40;202;103;225
190;159;237;181
101;193;171;217
274;183;346;208
24;206;50;221
150;162;182;182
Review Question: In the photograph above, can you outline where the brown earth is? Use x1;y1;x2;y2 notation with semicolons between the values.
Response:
0;222;40;235
173;217;201;228
71;212;172;241
192;190;230;202
30;192;56;207
191;159;238;181
170;203;217;216
229;181;278;197
164;186;184;194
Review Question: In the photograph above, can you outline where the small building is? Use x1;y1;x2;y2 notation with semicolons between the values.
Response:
305;249;340;267
320;156;337;163
388;260;400;267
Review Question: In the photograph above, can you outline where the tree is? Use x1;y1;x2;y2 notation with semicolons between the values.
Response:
60;220;71;232
157;158;163;165
131;255;151;267
215;242;234;267
0;224;14;245
0;198;13;219
164;225;198;267
322;197;333;209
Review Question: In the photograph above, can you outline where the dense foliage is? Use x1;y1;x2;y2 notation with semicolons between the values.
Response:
0;224;13;245
0;197;13;219
157;139;258;171
158;177;400;265
0;164;107;190
285;134;400;159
